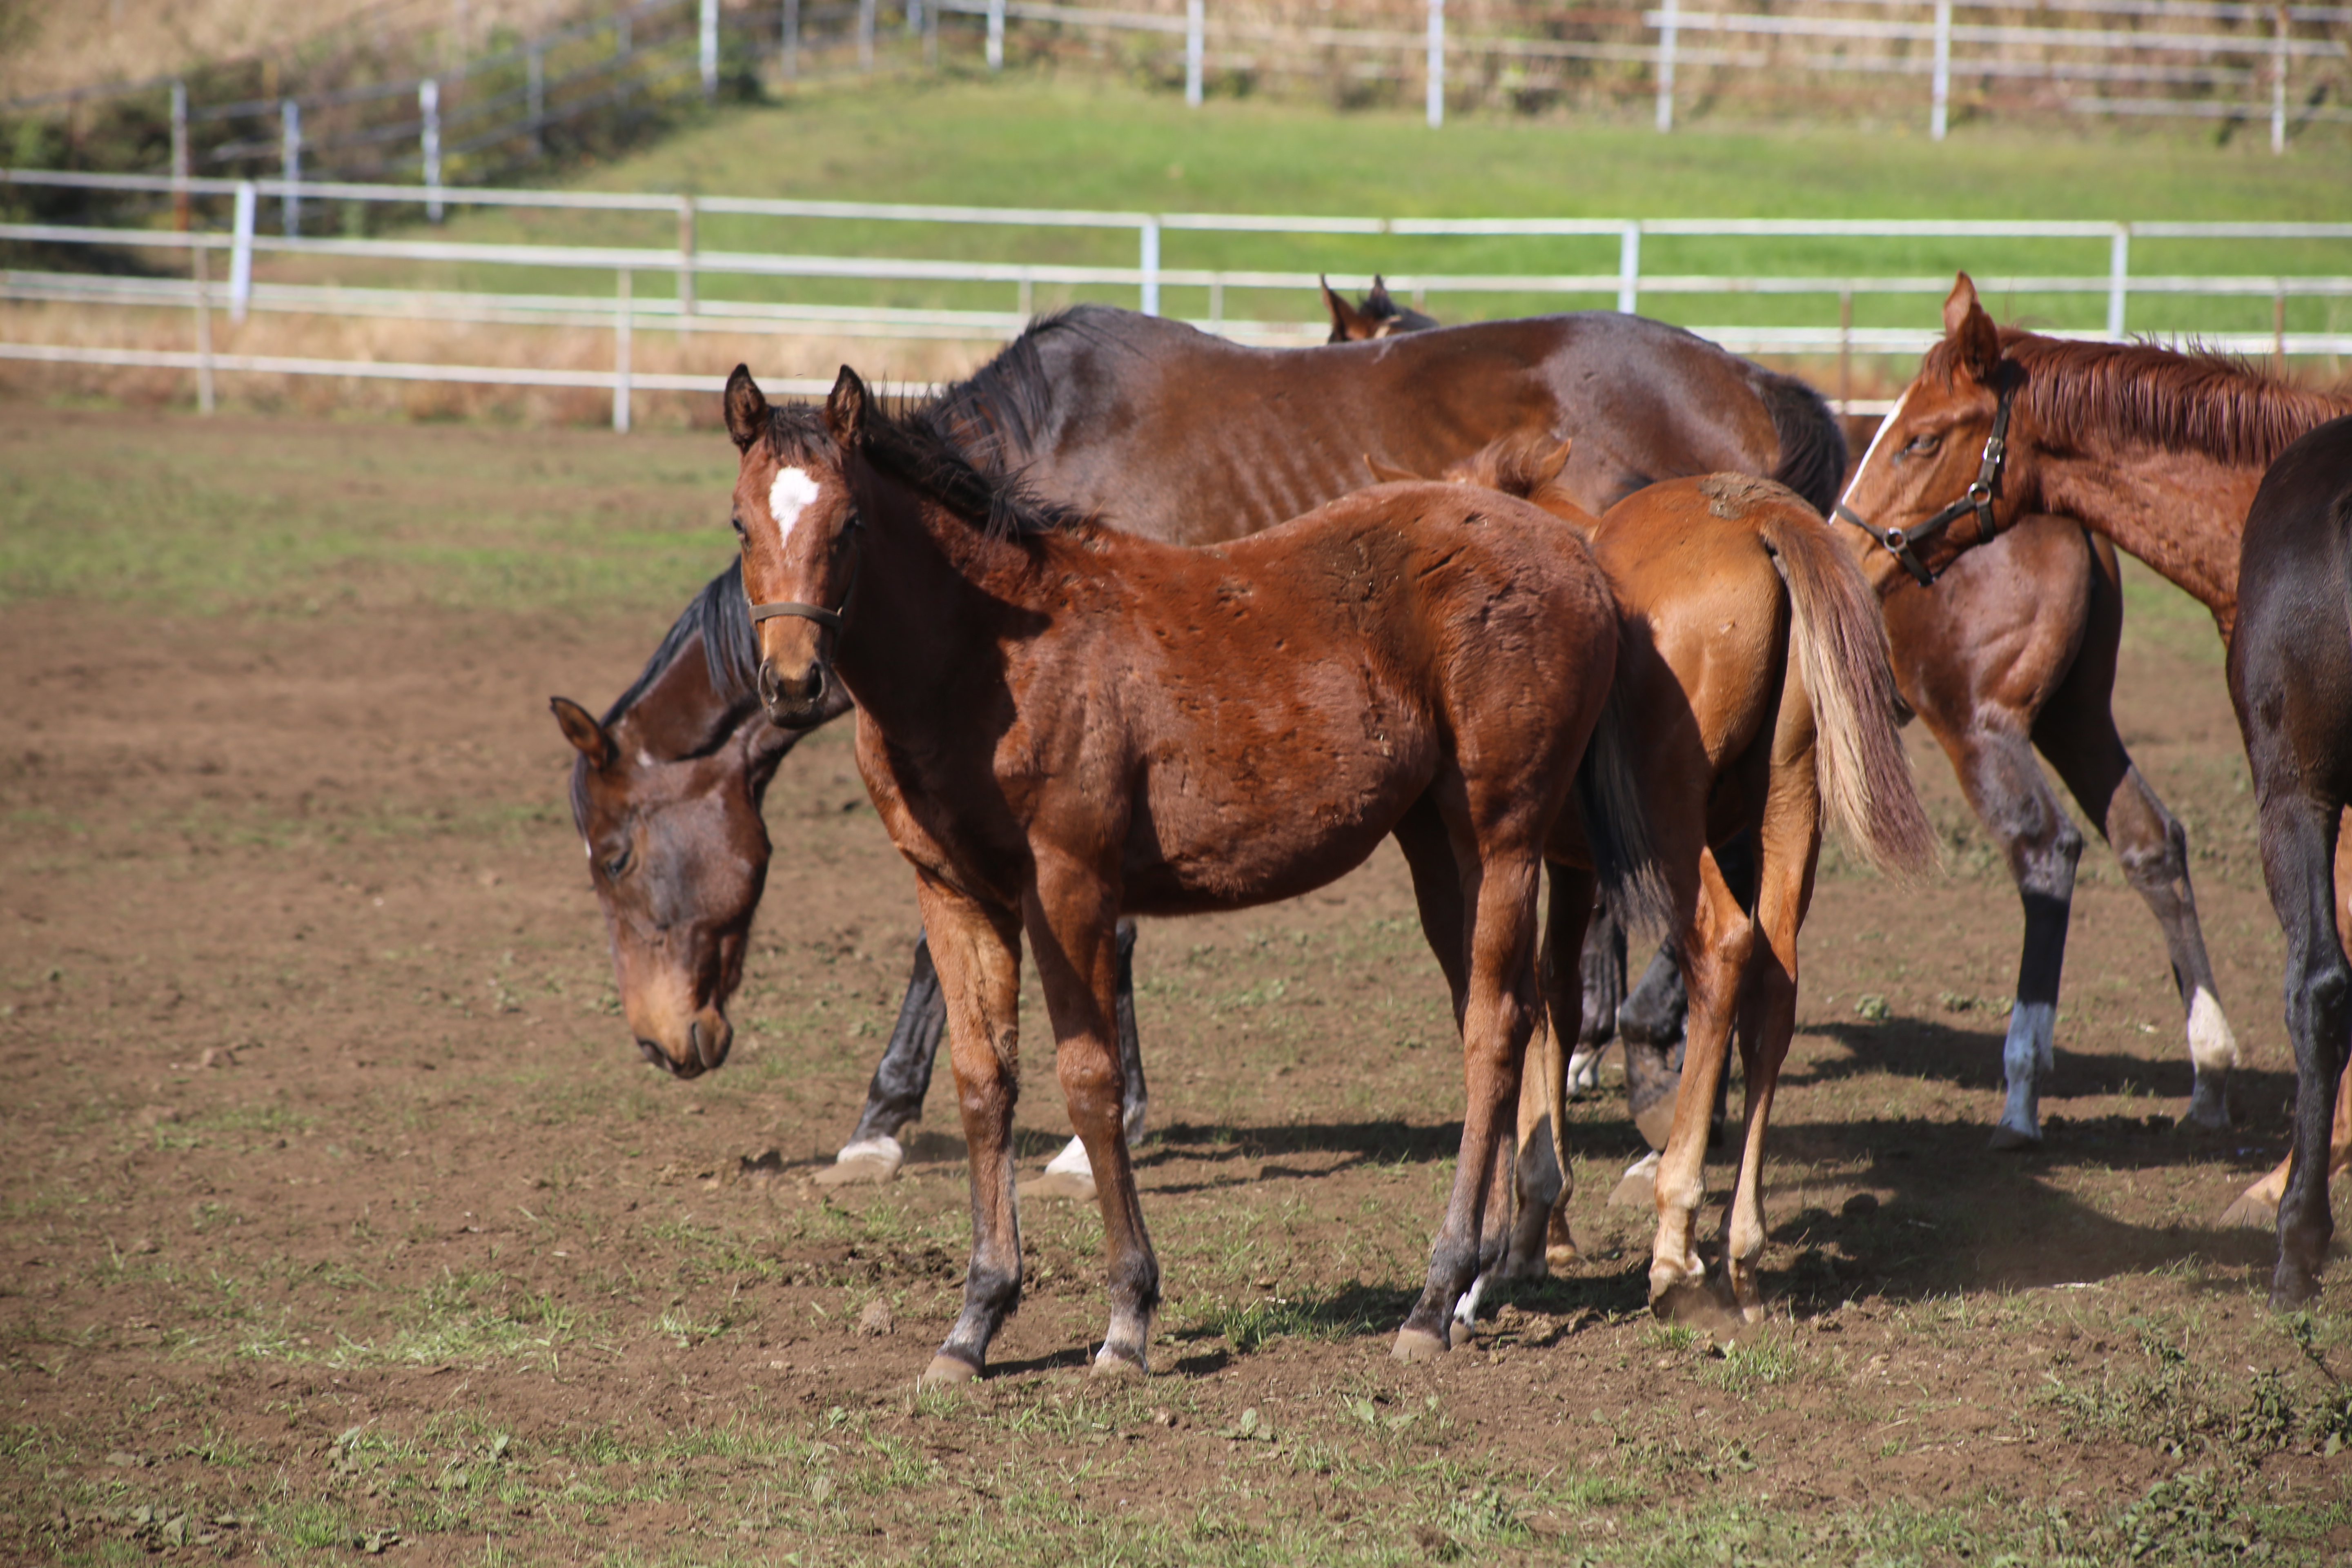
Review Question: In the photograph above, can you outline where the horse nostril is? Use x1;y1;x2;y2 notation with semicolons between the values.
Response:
636;1038;671;1073
756;662;781;708
797;665;824;704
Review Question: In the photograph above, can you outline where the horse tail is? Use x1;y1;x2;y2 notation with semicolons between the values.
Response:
1753;510;1938;882
1756;370;1850;519
1573;662;1677;938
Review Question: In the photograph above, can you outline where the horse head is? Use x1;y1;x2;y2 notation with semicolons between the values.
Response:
552;694;777;1077
1320;275;1440;343
1833;273;2027;587
726;364;868;733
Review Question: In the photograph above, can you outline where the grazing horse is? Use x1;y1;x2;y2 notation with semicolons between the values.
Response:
1327;290;2240;1150
557;303;1853;1185
1836;274;2352;1303
2228;416;2352;1307
727;365;1657;1378
1390;438;1933;1319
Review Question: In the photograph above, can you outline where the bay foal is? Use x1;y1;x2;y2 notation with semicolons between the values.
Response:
726;366;1656;1378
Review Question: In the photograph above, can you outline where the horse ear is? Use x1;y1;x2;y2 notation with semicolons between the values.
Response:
724;365;768;453
1365;275;1396;314
825;365;870;445
1363;453;1423;484
1321;276;1371;344
1533;436;1574;484
550;696;617;770
1941;273;2002;384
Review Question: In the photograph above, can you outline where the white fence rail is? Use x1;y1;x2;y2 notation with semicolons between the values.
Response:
5;167;2349;430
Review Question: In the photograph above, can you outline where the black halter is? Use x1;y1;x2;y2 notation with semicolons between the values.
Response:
1834;369;2019;588
746;516;862;637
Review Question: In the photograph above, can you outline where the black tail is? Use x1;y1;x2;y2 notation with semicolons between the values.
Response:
1756;370;1849;518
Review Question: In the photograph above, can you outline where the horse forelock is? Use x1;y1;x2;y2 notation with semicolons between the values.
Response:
1934;328;2351;470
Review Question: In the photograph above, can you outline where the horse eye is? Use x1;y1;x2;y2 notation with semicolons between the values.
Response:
1903;432;1942;457
729;514;746;541
604;846;632;880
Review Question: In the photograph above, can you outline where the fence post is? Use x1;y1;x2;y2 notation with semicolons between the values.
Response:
1425;0;1444;128
528;45;545;158
702;0;720;97
1930;0;1951;140
1185;0;1203;107
229;181;256;324
677;195;697;335
2107;224;2129;337
281;100;302;236
614;269;634;434
987;0;1004;68
907;0;922;37
1617;222;1640;314
420;79;444;223
170;80;189;232
1654;0;1677;132
192;240;216;415
859;0;875;68
2272;1;2288;155
924;0;938;66
1139;218;1160;316
617;9;631;57
783;0;800;79
1838;287;1854;413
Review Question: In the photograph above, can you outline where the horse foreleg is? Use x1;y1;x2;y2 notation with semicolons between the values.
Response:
2223;1060;2352;1226
2253;794;2351;1306
822;932;948;1186
1649;848;1751;1321
914;880;1028;1386
1029;868;1159;1376
1398;849;1543;1361
1022;918;1146;1201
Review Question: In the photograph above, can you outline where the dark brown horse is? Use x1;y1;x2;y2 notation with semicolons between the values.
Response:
2228;415;2352;1307
1327;291;2241;1150
1837;274;2352;1303
728;365;1657;1379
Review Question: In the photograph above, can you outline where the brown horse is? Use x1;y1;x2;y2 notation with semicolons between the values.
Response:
1391;438;1933;1320
1326;291;2243;1151
1836;274;2352;1301
726;364;1660;1378
1320;275;1439;342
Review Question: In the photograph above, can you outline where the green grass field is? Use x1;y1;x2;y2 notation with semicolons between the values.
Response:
242;71;2352;345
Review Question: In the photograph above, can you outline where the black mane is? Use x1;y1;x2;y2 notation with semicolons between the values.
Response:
599;556;761;726
927;305;1136;472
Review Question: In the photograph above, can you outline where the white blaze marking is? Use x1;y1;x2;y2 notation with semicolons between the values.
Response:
1837;383;1915;512
2187;986;2241;1071
768;466;821;552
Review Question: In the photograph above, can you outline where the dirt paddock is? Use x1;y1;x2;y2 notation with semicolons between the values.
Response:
3;405;2348;1564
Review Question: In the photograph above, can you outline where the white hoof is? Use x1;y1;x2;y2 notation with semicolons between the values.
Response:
1608;1149;1660;1210
813;1135;904;1187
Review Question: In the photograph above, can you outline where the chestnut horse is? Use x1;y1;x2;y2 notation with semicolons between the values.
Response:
1393;438;1933;1319
728;365;1659;1378
1837;274;2352;1303
1329;292;2242;1152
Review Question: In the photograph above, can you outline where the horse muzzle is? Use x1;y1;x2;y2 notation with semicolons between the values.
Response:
757;654;833;731
635;1012;733;1079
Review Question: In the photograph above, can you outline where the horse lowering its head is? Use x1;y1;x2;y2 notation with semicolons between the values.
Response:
1320;275;1440;343
550;563;811;1077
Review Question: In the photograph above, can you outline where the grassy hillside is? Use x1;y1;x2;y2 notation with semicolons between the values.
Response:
260;71;2352;341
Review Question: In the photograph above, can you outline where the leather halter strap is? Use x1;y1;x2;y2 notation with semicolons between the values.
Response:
1835;370;2019;588
746;519;862;637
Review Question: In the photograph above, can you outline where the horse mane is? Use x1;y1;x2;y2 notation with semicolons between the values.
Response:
1440;433;1582;515
599;556;761;727
1753;368;1847;517
860;396;1095;539
1928;328;2352;470
926;304;1139;471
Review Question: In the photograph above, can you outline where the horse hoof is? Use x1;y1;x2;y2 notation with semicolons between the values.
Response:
815;1136;905;1188
1448;1319;1473;1350
1650;1279;1742;1335
1986;1124;2040;1154
1016;1169;1097;1203
1546;1241;1580;1271
919;1354;980;1389
1091;1349;1148;1379
1391;1327;1448;1363
1633;1100;1678;1154
1608;1152;1660;1210
2220;1191;2278;1229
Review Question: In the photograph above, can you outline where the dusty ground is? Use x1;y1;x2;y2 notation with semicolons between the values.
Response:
4;406;2350;1564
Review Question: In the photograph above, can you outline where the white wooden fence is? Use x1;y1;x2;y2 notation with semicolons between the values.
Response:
4;166;2349;430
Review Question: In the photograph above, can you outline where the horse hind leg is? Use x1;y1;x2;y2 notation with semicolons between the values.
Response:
1648;847;1751;1323
1499;864;1599;1286
1565;906;1626;1097
820;932;947;1187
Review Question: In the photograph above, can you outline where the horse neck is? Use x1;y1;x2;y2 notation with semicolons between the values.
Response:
611;627;766;762
833;472;1045;733
2034;441;2263;638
